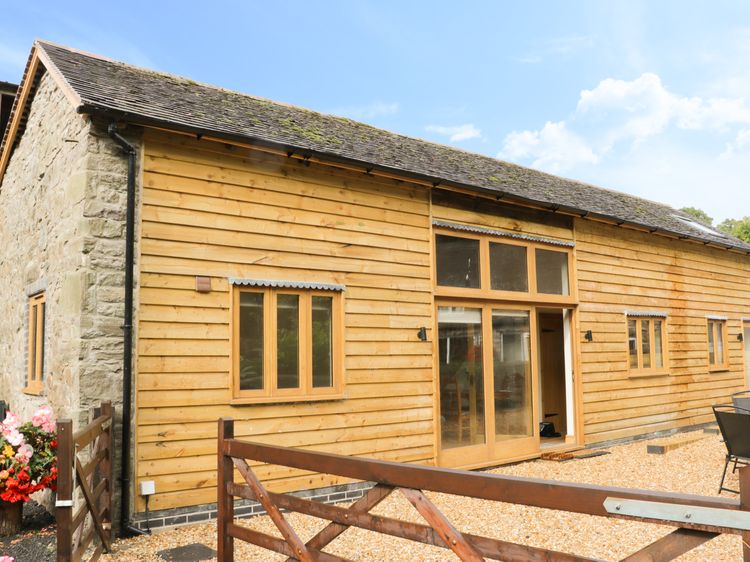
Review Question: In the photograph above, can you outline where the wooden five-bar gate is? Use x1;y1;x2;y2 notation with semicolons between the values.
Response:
56;401;114;562
217;417;750;561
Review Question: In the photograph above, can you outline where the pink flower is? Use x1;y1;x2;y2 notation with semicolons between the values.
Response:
14;444;33;464
1;412;20;431
31;406;56;433
4;430;23;447
0;556;14;562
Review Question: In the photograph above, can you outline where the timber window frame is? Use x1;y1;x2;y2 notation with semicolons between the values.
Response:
707;317;729;371
231;284;344;404
626;313;668;376
433;228;576;305
25;292;46;395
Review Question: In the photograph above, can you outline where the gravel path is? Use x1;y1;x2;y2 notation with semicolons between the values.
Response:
102;430;742;561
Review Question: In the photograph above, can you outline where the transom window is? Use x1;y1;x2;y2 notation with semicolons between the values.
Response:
627;314;667;375
232;285;343;402
707;318;728;370
25;292;46;395
435;231;573;300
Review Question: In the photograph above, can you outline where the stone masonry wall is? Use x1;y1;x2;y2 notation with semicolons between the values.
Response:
0;71;90;420
0;71;142;523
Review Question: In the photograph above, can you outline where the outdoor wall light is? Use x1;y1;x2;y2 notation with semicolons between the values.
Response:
417;327;428;341
584;330;593;342
739;332;744;342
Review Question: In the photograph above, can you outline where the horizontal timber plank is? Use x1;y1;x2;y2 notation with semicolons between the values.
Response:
141;220;430;268
137;394;434;425
139;255;432;292
139;433;434;477
141;204;430;254
137;406;434;443
138;419;434;461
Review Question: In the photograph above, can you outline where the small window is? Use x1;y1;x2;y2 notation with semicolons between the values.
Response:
436;234;480;288
489;242;528;292
707;318;728;370
233;286;343;402
536;249;570;295
26;292;46;394
627;315;667;375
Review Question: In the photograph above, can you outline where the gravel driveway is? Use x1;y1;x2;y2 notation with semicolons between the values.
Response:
103;429;742;561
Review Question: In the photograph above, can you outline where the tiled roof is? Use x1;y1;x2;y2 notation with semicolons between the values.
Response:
8;40;750;253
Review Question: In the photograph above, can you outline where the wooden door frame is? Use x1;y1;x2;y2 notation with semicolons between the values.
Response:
435;299;541;469
743;319;750;389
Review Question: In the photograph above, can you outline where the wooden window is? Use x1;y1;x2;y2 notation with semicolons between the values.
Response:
232;286;344;403
25;292;46;394
489;242;528;292
436;234;480;288
535;249;569;295
434;230;575;304
707;318;729;371
627;315;667;375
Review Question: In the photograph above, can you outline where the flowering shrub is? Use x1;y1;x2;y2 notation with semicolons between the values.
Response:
0;406;57;503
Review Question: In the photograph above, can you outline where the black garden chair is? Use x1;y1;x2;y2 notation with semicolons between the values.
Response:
713;403;750;494
732;390;750;411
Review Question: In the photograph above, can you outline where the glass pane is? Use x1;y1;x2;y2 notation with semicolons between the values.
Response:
716;323;725;365
708;322;715;365
492;310;532;439
436;235;480;288
438;307;485;449
239;292;264;390
489;243;528;292
641;320;651;369
628;319;638;369
654;320;663;369
312;296;333;388
29;304;37;381
536;249;569;295
39;303;45;381
277;294;299;389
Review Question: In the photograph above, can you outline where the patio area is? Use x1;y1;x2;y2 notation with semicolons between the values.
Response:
104;428;741;561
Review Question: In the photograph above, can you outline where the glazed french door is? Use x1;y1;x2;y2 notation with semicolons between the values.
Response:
437;303;539;468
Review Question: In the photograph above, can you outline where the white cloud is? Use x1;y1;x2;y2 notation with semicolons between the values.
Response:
332;101;399;120
500;72;750;172
720;128;750;159
577;73;750;147
499;121;598;173
426;123;482;142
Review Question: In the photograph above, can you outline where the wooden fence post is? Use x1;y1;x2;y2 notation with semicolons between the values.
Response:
218;418;235;562
56;419;74;562
100;401;113;542
741;465;750;561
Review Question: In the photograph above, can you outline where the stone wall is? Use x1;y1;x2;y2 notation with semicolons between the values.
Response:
0;70;90;420
0;70;142;523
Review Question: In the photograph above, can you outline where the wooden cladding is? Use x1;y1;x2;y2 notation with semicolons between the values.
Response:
231;286;344;403
575;219;749;444
25;291;45;395
135;129;434;511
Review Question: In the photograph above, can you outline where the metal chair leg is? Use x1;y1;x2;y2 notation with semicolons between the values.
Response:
719;456;731;494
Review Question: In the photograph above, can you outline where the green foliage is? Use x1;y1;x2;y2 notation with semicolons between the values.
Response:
717;216;750;243
680;206;714;225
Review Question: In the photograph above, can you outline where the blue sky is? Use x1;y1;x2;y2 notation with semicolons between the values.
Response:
2;1;749;221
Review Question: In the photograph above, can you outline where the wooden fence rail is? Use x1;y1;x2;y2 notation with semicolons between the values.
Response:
217;417;750;562
56;401;114;562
